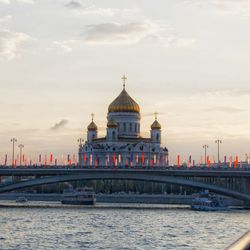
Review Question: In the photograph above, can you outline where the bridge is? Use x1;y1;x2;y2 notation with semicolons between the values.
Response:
0;167;250;204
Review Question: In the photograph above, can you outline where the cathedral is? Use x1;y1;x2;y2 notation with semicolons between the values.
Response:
78;76;168;167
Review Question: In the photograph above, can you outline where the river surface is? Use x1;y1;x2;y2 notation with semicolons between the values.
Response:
0;202;249;250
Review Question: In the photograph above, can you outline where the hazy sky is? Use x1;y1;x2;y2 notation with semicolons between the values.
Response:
0;0;250;164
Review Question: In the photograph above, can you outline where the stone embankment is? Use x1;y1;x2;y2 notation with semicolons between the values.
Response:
0;193;244;206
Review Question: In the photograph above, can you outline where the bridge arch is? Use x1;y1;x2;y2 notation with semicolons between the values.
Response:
1;172;250;203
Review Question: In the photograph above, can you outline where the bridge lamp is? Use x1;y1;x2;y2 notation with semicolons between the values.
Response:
10;138;17;166
18;144;24;166
77;138;84;146
203;145;209;165
215;139;222;165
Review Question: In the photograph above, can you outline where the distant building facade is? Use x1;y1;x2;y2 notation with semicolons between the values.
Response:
79;77;168;167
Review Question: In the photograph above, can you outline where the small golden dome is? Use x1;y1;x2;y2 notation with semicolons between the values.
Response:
88;121;97;131
151;120;161;130
107;118;118;128
108;88;140;113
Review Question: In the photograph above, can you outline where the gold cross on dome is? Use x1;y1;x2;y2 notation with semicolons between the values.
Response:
154;112;158;120
91;113;94;121
121;75;127;88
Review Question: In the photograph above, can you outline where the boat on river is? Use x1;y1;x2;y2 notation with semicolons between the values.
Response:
61;187;96;205
191;191;228;211
15;197;28;203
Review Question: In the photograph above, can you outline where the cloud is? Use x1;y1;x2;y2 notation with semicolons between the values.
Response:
0;15;12;23
50;119;69;131
188;0;250;18
65;0;81;9
83;20;195;46
206;89;250;97
0;0;34;4
53;40;76;53
0;29;30;60
206;106;246;113
65;1;138;17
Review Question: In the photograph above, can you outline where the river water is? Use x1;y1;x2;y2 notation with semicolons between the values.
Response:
0;202;249;250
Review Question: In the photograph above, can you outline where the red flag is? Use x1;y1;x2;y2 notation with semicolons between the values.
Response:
4;154;7;166
207;156;210;169
234;156;239;169
50;154;53;163
84;154;87;164
113;154;116;165
229;156;233;167
177;155;180;167
142;153;145;165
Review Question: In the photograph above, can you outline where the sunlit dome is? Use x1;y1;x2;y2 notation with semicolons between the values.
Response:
108;76;140;113
151;113;162;130
87;121;97;131
151;120;161;130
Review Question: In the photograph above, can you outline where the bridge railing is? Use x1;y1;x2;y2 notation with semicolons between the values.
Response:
0;164;250;171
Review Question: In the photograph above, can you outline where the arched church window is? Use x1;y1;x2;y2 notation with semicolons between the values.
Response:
112;131;116;140
130;123;132;132
140;146;144;151
123;123;126;132
156;133;160;141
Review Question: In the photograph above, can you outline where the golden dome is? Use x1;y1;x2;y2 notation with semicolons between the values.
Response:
88;121;97;131
107;118;118;128
151;120;161;130
108;88;140;113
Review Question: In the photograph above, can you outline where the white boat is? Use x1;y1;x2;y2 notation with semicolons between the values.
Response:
15;197;28;203
191;191;228;211
61;187;96;205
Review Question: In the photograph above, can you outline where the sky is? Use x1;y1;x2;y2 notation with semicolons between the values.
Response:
0;0;250;164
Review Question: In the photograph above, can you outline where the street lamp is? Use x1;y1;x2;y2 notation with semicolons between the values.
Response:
215;139;222;165
203;145;209;165
77;138;84;147
77;138;84;166
10;138;17;166
18;144;24;166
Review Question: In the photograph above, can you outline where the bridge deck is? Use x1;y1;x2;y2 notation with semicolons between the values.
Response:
0;168;249;177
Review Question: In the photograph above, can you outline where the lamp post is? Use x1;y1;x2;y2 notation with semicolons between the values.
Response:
77;138;84;146
215;139;222;165
203;145;209;165
77;138;84;165
10;138;17;166
18;144;24;166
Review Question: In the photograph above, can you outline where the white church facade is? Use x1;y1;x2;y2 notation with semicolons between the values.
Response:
78;76;168;167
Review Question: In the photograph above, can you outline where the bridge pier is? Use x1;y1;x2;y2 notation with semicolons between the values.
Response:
12;175;21;183
242;177;250;194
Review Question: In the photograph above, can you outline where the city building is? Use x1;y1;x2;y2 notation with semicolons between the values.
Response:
78;76;168;167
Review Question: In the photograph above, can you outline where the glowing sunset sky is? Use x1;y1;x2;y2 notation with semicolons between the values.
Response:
0;0;250;163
